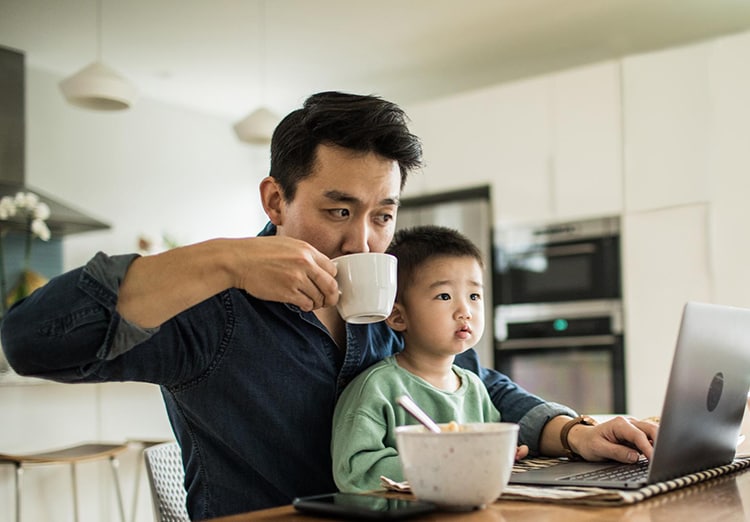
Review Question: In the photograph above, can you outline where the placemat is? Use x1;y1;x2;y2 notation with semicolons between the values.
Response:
380;456;750;506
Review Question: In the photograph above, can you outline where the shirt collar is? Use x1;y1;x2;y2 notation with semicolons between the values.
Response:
258;221;277;237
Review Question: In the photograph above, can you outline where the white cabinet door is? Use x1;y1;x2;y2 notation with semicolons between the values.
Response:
622;203;712;418
409;63;624;227
406;88;503;196
707;31;750;308
551;61;623;219
408;77;554;226
490;76;554;225
622;42;712;212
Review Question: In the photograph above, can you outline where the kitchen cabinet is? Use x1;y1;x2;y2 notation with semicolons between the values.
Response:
551;61;623;219
408;60;623;226
489;77;554;224
706;31;750;308
407;76;553;223
621;203;712;418
621;41;711;212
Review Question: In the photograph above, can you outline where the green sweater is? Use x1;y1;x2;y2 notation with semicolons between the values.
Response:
331;355;501;493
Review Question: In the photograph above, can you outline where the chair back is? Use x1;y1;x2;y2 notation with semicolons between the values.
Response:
144;441;190;522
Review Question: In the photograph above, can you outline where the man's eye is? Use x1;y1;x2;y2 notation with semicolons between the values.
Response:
329;209;350;218
374;213;394;225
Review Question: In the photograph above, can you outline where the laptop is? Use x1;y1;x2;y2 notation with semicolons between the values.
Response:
509;301;750;490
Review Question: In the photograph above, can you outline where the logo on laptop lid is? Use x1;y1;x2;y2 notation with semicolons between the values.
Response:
707;372;724;412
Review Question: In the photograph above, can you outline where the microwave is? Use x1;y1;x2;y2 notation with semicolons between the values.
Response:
493;217;621;306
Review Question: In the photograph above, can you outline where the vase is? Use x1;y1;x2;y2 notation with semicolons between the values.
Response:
4;269;48;309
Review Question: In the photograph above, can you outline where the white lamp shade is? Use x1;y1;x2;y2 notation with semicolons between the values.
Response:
59;61;137;111
233;107;280;145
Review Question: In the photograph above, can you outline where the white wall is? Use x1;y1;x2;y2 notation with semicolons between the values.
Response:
25;68;270;269
1;67;269;522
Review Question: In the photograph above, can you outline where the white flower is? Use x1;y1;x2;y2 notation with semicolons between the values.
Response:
33;202;51;221
15;191;40;210
0;192;51;224
0;196;17;220
0;190;51;240
31;218;51;241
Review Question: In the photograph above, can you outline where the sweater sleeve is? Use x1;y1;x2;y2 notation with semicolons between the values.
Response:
331;358;410;492
331;409;403;493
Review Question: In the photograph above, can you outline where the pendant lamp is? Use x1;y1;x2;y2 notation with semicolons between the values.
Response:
233;107;279;144
233;0;279;144
59;0;137;110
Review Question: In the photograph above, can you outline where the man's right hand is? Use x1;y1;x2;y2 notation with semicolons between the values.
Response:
232;236;339;312
117;236;339;328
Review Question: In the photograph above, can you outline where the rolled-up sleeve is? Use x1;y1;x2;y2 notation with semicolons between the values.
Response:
1;252;159;380
517;402;578;455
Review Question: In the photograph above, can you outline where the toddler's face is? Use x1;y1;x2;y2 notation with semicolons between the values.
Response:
398;256;485;357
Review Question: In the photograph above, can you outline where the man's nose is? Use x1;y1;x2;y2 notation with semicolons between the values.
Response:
342;219;371;254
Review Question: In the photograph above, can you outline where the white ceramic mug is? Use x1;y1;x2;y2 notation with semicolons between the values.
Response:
332;252;397;324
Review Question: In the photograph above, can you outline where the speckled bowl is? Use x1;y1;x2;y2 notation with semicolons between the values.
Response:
395;422;519;510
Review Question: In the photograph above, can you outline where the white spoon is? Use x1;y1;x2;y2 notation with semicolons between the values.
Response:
396;395;442;433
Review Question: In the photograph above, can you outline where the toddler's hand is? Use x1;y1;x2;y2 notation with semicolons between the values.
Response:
515;444;529;461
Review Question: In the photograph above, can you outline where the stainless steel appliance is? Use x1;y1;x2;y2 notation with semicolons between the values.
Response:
395;186;494;367
494;299;625;413
493;216;620;306
493;216;625;413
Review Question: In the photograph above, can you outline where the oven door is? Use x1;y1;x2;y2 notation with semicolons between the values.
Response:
496;336;625;414
494;300;626;414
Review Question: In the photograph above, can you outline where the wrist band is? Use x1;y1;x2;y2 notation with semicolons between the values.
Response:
560;415;597;461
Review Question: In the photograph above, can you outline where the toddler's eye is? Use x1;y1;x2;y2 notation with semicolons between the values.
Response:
436;293;451;301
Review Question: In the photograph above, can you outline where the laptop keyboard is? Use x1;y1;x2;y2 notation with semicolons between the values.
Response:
559;459;650;483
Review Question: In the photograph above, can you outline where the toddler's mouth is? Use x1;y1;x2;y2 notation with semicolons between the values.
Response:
456;325;472;339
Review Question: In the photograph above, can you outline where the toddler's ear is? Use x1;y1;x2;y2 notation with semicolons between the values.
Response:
386;302;407;332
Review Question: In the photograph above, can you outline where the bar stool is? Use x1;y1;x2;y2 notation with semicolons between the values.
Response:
0;442;129;522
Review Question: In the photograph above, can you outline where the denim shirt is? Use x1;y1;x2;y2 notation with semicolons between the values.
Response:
1;223;576;520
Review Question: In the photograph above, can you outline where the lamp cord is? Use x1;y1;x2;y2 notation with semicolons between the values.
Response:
259;0;267;102
96;0;103;61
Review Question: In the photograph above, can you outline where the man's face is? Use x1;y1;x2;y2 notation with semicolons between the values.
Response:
274;144;402;259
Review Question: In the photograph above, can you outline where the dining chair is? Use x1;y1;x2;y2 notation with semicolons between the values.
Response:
143;441;190;522
126;438;172;522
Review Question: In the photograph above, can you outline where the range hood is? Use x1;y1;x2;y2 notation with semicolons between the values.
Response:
0;45;110;236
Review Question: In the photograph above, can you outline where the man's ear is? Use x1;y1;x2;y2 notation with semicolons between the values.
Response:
386;302;407;332
259;176;284;225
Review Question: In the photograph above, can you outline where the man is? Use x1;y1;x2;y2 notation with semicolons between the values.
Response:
1;92;656;520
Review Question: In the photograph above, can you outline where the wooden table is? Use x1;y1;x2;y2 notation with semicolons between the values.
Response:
202;467;750;521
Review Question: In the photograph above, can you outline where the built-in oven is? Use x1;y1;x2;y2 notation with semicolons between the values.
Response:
494;299;626;414
493;216;620;306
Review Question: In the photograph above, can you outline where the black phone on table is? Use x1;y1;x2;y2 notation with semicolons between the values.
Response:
292;492;436;520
